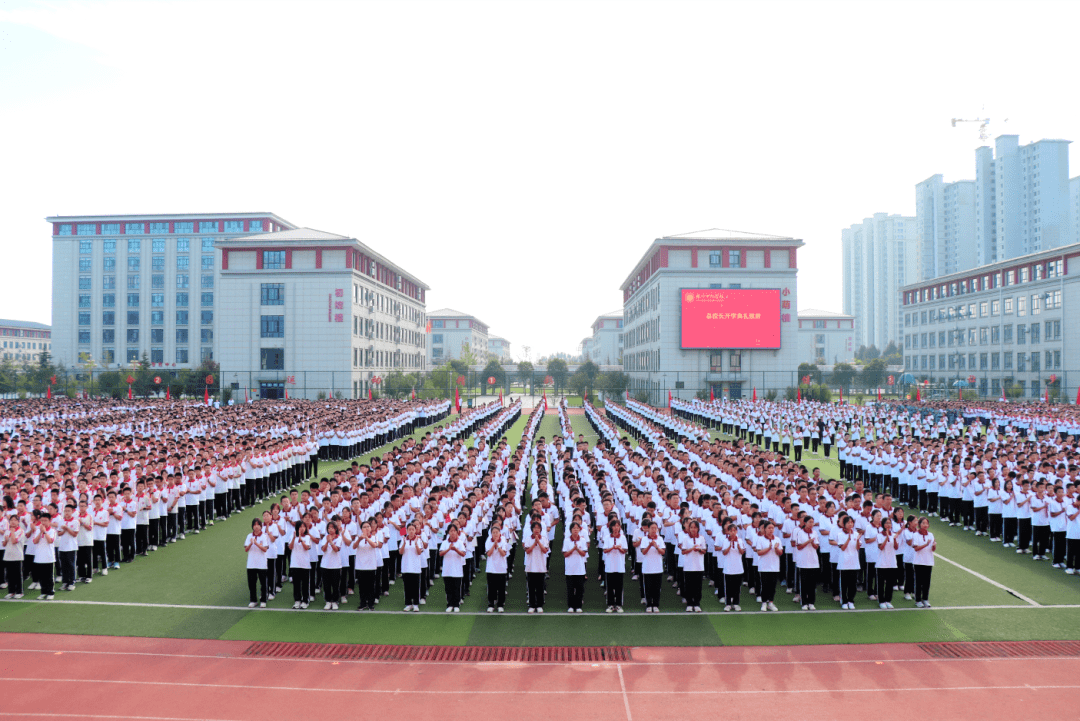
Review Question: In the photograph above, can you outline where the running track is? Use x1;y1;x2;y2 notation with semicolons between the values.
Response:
1;634;1077;719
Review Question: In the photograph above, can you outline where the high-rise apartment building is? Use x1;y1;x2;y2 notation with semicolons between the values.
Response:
975;136;1071;265
914;175;976;280
841;213;915;352
50;213;295;370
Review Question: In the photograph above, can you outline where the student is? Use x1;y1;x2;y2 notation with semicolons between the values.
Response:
875;516;899;609
319;520;343;610
2;514;25;599
119;487;137;563
91;495;109;576
835;515;861;609
400;522;427;612
679;520;707;612
56;504;79;591
106;490;122;569
911;517;936;608
602;519;628;613
352;519;381;611
76;499;94;584
793;515;820;611
288;520;312;609
31;512;56;600
524;520;549;613
244;518;269;608
439;524;467;613
719;521;745;611
753;520;782;612
484;524;510;613
638;521;665;613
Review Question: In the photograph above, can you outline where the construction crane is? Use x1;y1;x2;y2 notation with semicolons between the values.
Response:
951;117;992;141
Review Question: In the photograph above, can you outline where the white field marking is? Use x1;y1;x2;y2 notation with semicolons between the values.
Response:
1;597;1068;616
617;663;633;721
5;646;1080;669
0;715;239;721
932;552;1041;606
1;677;1079;696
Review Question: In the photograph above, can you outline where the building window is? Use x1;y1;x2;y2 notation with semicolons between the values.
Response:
201;275;214;289
1004;351;1013;370
127;311;139;325
176;329;189;343
151;348;163;364
127;239;141;253
76;223;95;236
151;293;164;308
176;274;189;289
260;348;285;370
102;257;116;273
152;275;164;289
709;251;721;268
201;347;213;362
127;274;140;290
152;256;165;271
151;328;163;342
199;222;218;234
152;239;165;253
813;320;826;329
102;293;115;308
78;258;92;274
224;220;244;233
261;315;284;338
1030;323;1040;344
58;224;73;236
150;311;164;326
101;348;114;364
200;329;213;343
1030;352;1040;372
263;250;285;269
176;348;189;364
175;222;194;234
126;348;139;363
432;320;444;329
176;238;190;252
176;292;188;307
729;351;741;372
102;329;115;343
127;329;139;343
201;310;213;325
432;334;443;344
728;250;741;267
201;255;213;270
991;353;1000;370
79;277;92;290
709;353;722;372
176;311;189;325
78;294;91;308
201;293;213;306
260;283;284;305
124;223;143;235
78;312;91;326
177;256;189;271
102;311;115;326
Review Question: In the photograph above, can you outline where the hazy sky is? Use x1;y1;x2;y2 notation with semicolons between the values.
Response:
3;0;1079;360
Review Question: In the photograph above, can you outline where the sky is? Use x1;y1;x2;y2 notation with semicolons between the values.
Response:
3;0;1080;361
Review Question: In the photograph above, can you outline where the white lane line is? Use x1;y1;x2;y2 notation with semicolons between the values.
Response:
932;552;1041;606
1;677;1079;695
0;714;238;721
5;646;1079;668
617;663;633;721
2;597;1068;615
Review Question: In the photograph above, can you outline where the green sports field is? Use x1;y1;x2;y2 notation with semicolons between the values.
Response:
1;411;1076;647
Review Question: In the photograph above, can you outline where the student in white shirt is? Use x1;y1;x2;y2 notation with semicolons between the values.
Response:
523;520;549;613
637;521;665;613
719;521;745;611
244;518;270;607
875;516;899;609
911;517;936;608
319;520;344;610
352;519;382;611
399;523;427;611
602;519;628;613
32;511;57;599
679;520;707;612
439;524;467;612
3;511;25;599
753;520;783;612
288;520;312;609
834;515;861;610
484;524;510;612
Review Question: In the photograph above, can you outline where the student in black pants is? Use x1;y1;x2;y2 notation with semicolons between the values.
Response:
288;521;312;609
244;518;270;608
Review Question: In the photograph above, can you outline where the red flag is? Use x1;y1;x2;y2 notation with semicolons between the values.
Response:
368;386;372;400
499;391;503;405
839;386;843;403
46;385;51;399
128;385;133;400
542;391;547;411
797;387;801;403
285;389;288;400
915;387;921;402
752;387;757;401
244;386;248;402
710;386;715;402
1045;388;1049;404
412;388;417;400
625;389;629;401
455;386;461;414
668;389;672;408
877;387;882;402
204;386;209;404
1076;385;1080;405
166;386;171;400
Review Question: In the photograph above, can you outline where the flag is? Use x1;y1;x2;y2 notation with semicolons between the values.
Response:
752;387;757;401
1076;385;1080;405
797;387;801;403
499;391;503;405
244;386;248;402
625;389;629;401
412;388;417;400
839;386;843;403
710;387;715;402
1000;390;1007;403
285;389;288;400
455;386;461;414
915;387;921;402
668;389;672;408
46;385;51;399
877;387;882;402
166;386;171;400
1045;387;1049;404
128;385;133;400
541;391;547;411
204;386;209;404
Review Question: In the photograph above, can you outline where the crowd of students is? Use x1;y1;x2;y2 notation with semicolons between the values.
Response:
0;397;450;600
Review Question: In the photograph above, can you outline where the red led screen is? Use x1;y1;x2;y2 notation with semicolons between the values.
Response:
680;288;781;349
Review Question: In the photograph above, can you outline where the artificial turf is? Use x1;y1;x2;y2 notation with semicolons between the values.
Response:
0;410;1076;647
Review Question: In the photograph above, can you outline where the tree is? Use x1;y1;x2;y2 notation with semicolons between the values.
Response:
458;342;481;367
830;362;856;392
860;358;887;390
479;360;505;395
516;360;534;389
862;345;880;361
600;370;629;399
797;362;822;385
547;358;569;393
567;360;602;402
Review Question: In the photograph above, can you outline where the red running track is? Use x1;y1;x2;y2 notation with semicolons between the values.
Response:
0;634;1077;720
